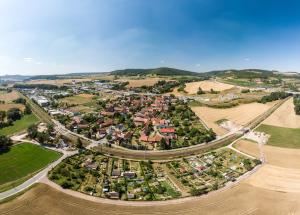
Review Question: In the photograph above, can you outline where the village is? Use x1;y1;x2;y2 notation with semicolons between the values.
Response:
17;80;216;151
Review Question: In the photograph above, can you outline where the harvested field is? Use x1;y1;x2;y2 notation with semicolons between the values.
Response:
25;78;93;86
0;91;19;102
234;139;300;169
118;77;167;87
246;164;300;193
2;182;300;214
0;103;24;111
184;80;235;94
192;102;275;136
233;139;260;158
263;97;300;128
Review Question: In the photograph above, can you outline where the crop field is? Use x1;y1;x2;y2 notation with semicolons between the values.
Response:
0;103;25;111
59;94;96;106
192;102;275;136
256;124;300;148
234;139;300;169
117;77;168;88
263;98;300;128
0;114;39;136
184;80;235;94
0;91;20;102
3;180;300;214
0;143;61;192
233;139;260;158
25;78;93;86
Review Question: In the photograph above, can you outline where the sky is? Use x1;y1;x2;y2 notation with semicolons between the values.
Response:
0;0;300;76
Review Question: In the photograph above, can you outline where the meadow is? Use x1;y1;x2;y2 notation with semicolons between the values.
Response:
256;124;300;148
0;114;39;136
0;143;61;192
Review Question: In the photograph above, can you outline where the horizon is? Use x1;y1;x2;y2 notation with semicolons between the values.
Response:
1;0;300;76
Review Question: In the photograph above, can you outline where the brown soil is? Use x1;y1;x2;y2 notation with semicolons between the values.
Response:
263;97;300;128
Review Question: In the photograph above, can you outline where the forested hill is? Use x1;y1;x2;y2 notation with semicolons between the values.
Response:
110;67;202;76
205;69;277;78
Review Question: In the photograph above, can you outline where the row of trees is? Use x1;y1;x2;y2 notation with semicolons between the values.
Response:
294;95;300;115
260;91;290;103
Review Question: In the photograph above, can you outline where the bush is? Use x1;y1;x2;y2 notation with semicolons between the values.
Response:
60;180;74;189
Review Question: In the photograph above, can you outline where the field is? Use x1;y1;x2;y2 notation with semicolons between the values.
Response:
117;77;167;87
256;124;300;148
2;181;300;214
184;80;235;94
192;102;275;136
263;98;300;128
234;139;300;193
0;143;61;192
0;103;25;111
25;78;93;86
234;139;300;169
0;91;20;102
0;114;39;136
59;94;96;106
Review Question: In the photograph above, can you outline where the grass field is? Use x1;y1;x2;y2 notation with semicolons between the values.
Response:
0;143;61;191
59;94;95;105
256;124;300;148
0;114;39;136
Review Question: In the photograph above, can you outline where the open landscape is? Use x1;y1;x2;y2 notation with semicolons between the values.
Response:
1;1;300;214
191;102;276;136
0;143;61;192
184;80;236;94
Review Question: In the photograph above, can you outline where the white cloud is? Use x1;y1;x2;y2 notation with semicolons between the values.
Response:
160;60;165;64
195;63;201;67
244;58;251;61
23;57;33;62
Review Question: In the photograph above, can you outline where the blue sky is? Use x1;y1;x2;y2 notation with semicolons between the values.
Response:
0;0;300;75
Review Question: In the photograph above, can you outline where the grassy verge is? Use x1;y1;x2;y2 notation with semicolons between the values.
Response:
0;114;39;136
256;124;300;148
0;143;62;192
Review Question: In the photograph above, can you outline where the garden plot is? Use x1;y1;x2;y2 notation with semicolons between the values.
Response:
49;151;181;201
167;149;259;195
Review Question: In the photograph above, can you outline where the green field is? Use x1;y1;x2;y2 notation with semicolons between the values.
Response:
0;143;61;191
256;124;300;148
0;114;39;136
